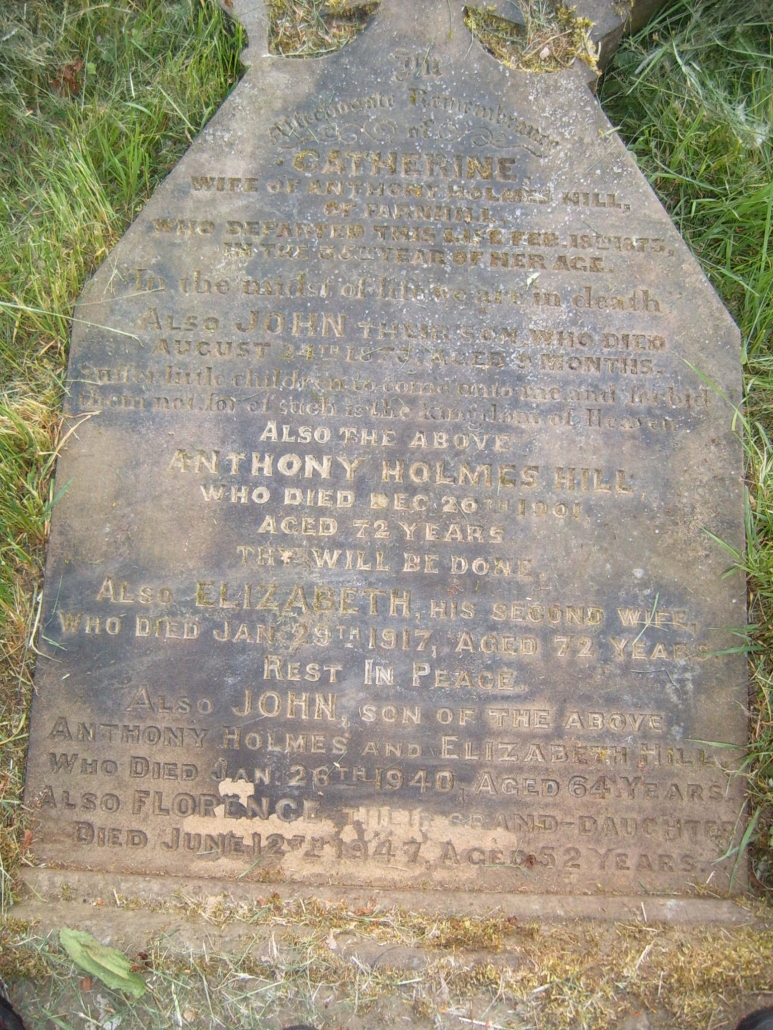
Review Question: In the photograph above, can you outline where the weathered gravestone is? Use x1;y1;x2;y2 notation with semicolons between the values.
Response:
25;0;748;898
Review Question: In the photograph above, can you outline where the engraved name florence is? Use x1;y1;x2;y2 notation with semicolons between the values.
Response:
26;0;746;894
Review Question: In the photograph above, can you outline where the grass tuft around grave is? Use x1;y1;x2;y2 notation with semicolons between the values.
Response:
1;0;773;1026
3;900;773;1029
465;3;599;73
269;0;377;56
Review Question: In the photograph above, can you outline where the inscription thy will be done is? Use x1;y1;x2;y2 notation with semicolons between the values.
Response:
26;0;746;895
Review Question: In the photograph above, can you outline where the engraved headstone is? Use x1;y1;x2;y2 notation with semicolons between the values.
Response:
26;0;747;896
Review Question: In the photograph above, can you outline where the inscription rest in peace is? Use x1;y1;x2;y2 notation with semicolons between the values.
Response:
25;0;746;894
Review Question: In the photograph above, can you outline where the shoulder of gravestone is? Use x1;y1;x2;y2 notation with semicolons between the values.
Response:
218;0;269;65
216;0;592;88
217;0;673;72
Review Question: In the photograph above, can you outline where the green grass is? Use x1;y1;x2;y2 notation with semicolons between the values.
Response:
600;0;773;360
0;0;245;908
1;0;773;1026
599;0;773;887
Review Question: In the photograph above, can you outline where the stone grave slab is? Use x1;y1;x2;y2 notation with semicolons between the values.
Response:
24;0;747;898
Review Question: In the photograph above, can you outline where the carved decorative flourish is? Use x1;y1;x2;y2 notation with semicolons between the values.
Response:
436;120;464;143
362;118;398;142
469;125;545;157
275;123;359;148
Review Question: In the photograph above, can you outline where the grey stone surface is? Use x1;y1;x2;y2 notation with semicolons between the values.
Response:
25;0;746;897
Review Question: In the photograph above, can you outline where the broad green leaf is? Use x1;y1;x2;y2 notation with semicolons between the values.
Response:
59;928;146;999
